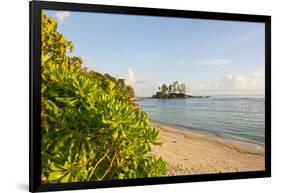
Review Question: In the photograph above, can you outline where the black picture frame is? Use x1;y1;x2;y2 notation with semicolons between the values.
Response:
30;1;271;192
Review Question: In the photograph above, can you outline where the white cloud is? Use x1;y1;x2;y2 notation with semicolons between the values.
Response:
190;71;265;95
195;83;208;90
82;59;95;71
114;68;153;96
134;80;157;97
253;71;265;79
54;11;71;24
125;68;135;86
81;58;105;73
195;59;231;67
122;68;159;97
221;74;255;91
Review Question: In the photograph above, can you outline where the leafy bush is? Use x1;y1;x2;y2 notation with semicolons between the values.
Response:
41;12;167;183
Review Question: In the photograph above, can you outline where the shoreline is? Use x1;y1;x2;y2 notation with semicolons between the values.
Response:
151;122;265;176
153;120;264;147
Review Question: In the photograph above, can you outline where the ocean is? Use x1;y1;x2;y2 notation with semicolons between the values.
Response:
136;96;265;145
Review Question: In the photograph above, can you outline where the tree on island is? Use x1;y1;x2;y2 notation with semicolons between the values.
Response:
172;81;178;93
168;84;173;93
179;83;186;94
152;81;188;99
161;84;168;94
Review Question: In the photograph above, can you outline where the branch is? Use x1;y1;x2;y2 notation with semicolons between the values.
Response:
87;152;110;181
98;149;119;180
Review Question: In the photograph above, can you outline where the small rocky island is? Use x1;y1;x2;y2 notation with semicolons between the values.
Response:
152;81;209;99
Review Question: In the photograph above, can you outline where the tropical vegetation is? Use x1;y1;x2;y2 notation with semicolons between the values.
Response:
41;12;167;183
152;81;187;99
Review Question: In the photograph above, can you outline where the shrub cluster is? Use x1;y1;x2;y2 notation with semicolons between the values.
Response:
41;12;167;183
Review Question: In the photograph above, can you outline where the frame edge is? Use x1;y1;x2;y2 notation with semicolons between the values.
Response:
29;1;272;192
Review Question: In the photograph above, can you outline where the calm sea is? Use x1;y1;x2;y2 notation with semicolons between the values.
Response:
137;96;265;145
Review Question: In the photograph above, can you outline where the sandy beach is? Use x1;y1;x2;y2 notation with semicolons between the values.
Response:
151;122;265;176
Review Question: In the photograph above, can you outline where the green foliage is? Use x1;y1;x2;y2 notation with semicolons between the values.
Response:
152;81;187;99
80;71;135;101
41;12;167;183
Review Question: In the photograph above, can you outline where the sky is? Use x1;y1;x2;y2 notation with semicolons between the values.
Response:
45;10;265;97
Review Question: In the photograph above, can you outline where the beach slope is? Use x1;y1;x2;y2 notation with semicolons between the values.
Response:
152;123;265;176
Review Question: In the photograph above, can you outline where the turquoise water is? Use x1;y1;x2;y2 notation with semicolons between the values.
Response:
137;96;265;145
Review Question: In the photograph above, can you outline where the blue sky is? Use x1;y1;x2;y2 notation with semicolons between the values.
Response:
45;10;265;96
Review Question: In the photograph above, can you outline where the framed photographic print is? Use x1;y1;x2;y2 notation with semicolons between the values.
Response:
29;1;271;192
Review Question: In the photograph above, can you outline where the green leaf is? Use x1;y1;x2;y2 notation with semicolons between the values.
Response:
112;129;119;141
59;172;71;183
49;162;65;171
48;171;66;182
